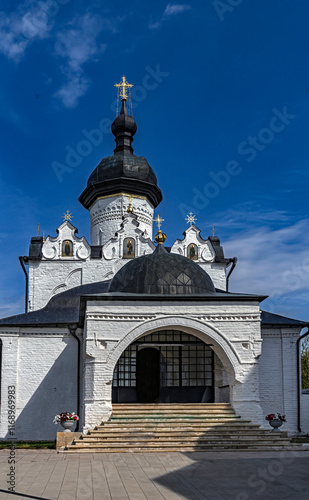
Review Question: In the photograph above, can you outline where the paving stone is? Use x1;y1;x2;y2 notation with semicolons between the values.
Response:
0;450;309;500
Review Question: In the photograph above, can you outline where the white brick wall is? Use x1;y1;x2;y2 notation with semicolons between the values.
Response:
259;327;301;433
0;329;79;440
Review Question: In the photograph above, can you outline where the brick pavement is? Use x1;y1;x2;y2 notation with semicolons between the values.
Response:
0;449;309;500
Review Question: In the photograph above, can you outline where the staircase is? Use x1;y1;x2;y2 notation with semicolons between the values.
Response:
64;404;303;453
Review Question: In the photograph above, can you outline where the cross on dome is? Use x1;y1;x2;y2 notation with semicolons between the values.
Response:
114;75;133;101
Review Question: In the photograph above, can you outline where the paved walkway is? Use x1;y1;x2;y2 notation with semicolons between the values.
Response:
0;449;309;500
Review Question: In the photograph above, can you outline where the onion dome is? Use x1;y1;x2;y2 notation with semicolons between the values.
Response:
109;244;216;295
79;79;162;210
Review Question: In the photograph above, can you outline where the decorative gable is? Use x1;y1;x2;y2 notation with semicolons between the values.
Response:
170;225;215;263
102;213;155;261
42;221;91;260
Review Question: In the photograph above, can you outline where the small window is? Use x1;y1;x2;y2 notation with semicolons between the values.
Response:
123;238;135;259
187;243;198;260
62;240;73;257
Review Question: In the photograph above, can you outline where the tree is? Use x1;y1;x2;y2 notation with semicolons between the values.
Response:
301;336;309;390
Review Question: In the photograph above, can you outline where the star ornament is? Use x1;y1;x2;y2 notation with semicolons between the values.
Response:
185;212;197;226
63;210;73;222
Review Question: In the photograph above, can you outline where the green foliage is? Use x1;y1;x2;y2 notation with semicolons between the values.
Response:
0;441;55;449
301;336;309;390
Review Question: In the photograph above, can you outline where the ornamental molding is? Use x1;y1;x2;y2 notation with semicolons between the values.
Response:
86;314;157;321
92;213;153;227
0;331;71;337
85;313;260;323
193;315;260;322
261;331;299;338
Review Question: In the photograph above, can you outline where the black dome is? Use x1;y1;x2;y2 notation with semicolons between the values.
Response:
79;99;162;209
109;245;216;295
87;154;158;187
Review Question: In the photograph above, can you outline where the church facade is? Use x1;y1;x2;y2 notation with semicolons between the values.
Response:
0;78;308;441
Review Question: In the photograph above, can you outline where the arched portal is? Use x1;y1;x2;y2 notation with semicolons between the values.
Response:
112;330;214;403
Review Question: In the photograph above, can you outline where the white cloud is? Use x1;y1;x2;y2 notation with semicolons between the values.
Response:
0;1;53;62
149;3;192;30
223;216;309;319
164;4;192;16
54;13;107;108
54;75;91;109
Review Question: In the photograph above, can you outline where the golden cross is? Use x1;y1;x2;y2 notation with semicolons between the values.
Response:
114;76;133;101
212;224;215;236
185;212;197;226
63;210;73;222
153;214;164;230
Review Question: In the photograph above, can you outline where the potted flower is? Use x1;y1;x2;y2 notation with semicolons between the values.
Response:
265;413;286;431
53;412;79;432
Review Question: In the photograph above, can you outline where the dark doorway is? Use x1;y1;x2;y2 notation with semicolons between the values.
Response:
136;348;160;403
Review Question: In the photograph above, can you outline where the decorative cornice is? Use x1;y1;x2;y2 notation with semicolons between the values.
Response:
194;315;260;322
91;212;152;227
86;313;260;322
261;330;300;338
95;192;148;202
86;314;157;321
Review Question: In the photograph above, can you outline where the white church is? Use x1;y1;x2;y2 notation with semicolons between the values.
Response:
0;77;308;446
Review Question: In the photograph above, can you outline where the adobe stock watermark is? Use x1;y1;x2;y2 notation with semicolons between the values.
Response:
235;449;300;499
213;0;246;22
178;106;296;218
51;65;170;183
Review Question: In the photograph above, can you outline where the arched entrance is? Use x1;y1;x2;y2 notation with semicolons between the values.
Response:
112;330;214;403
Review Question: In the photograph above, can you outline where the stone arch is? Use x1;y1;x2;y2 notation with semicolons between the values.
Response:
107;316;241;386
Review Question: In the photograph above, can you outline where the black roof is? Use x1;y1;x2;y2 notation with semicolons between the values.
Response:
0;282;268;328
0;281;110;326
110;244;216;295
261;311;308;327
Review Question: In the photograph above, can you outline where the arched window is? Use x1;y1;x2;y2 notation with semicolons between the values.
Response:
123;238;135;259
187;243;198;260
62;240;73;257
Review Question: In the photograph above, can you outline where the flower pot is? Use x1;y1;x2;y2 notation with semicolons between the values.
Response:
60;420;75;432
269;419;283;431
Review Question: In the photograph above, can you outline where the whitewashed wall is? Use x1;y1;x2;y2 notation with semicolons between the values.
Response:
0;329;79;441
259;327;301;434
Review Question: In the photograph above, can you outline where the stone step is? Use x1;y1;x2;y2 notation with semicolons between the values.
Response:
111;408;236;412
112;403;232;408
64;444;304;453
85;430;288;438
96;421;258;429
68;441;303;451
79;435;290;443
109;415;241;420
64;404;299;453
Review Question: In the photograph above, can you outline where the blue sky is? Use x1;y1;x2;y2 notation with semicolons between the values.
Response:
1;0;309;321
